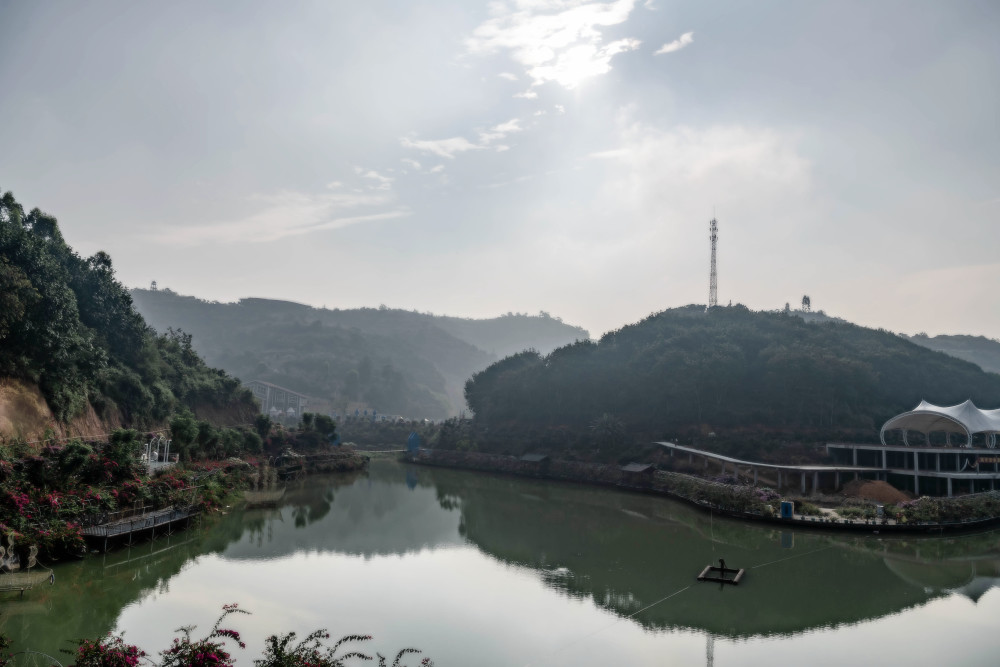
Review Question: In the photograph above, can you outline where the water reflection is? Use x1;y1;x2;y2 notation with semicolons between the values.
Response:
225;460;1000;637
2;459;998;659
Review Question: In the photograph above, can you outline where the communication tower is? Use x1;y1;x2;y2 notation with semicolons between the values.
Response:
708;217;718;308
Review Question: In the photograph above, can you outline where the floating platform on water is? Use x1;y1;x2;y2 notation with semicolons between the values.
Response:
697;565;745;585
0;571;54;597
81;506;200;550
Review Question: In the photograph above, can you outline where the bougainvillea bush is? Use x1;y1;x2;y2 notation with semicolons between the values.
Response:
69;633;146;667
0;429;255;561
47;605;434;667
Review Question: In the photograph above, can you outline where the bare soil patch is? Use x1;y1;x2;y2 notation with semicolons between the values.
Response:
842;479;911;504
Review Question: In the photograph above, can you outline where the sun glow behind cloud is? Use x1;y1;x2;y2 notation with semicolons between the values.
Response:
467;0;640;90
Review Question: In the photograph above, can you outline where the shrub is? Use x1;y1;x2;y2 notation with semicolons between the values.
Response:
795;501;822;516
67;633;145;667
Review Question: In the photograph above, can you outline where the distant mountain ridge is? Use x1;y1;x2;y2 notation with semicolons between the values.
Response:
902;334;1000;375
130;289;589;418
785;309;1000;376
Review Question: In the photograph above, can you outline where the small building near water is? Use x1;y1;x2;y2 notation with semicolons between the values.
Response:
520;453;551;472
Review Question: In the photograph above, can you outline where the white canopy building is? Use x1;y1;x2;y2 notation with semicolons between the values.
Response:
880;400;1000;448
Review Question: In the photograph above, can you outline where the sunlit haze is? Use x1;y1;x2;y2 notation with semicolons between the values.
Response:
2;1;997;338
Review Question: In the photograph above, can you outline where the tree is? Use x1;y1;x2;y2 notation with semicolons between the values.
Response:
801;295;811;312
254;414;273;439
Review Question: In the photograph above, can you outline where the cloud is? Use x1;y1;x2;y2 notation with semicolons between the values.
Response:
479;118;523;143
400;158;422;170
354;166;394;190
402;118;524;161
655;31;693;55
514;89;539;99
429;165;445;173
153;190;409;245
498;72;519;81
400;136;482;159
467;0;640;89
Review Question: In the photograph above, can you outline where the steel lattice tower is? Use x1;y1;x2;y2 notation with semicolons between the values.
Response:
708;217;718;308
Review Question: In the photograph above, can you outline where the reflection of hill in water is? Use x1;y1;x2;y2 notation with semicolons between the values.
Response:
419;464;1000;638
1;517;245;656
220;468;462;561
10;461;1000;655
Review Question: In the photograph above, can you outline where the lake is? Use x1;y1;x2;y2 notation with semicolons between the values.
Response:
4;460;999;666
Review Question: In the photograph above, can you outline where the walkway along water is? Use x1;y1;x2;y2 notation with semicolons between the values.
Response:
409;449;1000;535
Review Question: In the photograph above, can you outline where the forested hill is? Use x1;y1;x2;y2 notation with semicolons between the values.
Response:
0;191;256;435
129;290;589;419
902;334;1000;375
464;305;1000;450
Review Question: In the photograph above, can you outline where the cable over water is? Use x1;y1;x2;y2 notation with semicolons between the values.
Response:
521;584;694;667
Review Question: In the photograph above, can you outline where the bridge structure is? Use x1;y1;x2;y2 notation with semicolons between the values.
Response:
658;441;885;495
657;441;1000;497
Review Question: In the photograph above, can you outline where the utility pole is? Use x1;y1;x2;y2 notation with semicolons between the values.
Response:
708;217;718;309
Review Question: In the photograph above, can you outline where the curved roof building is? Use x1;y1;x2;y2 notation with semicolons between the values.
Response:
880;400;1000;447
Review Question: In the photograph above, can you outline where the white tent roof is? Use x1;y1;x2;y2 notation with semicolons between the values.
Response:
880;399;1000;445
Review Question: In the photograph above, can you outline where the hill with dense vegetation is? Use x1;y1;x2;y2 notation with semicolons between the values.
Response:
130;289;589;419
0;190;256;438
462;305;1000;456
790;309;1000;375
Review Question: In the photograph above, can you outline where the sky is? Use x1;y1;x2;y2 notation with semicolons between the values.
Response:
1;0;998;340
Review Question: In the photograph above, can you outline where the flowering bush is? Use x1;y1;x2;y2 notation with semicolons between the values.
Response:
158;603;248;667
8;606;433;667
255;631;372;667
69;633;146;667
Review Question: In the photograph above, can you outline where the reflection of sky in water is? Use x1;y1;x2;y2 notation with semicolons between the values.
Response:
25;462;1000;666
115;551;1000;667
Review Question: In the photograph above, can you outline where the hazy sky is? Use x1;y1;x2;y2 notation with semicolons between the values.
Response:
2;1;998;339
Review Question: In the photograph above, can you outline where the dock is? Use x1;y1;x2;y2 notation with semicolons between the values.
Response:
81;505;200;550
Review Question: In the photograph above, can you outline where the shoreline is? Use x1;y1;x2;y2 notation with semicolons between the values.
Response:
407;450;1000;536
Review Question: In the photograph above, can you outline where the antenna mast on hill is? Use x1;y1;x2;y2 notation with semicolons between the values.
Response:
708;217;718;308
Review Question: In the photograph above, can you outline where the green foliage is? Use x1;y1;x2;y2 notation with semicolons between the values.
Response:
254;631;377;667
67;633;146;667
254;414;273;439
22;604;435;667
129;289;588;419
170;411;199;460
159;604;248;667
464;306;1000;450
904;333;1000;374
0;190;257;425
899;492;1000;523
795;501;822;516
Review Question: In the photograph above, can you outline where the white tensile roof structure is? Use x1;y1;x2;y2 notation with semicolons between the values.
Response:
880;399;1000;447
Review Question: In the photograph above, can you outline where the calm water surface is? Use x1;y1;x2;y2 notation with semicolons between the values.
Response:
3;460;1000;666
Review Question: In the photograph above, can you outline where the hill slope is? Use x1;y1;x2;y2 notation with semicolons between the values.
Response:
130;290;589;418
903;334;1000;375
0;190;256;438
464;305;1000;450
